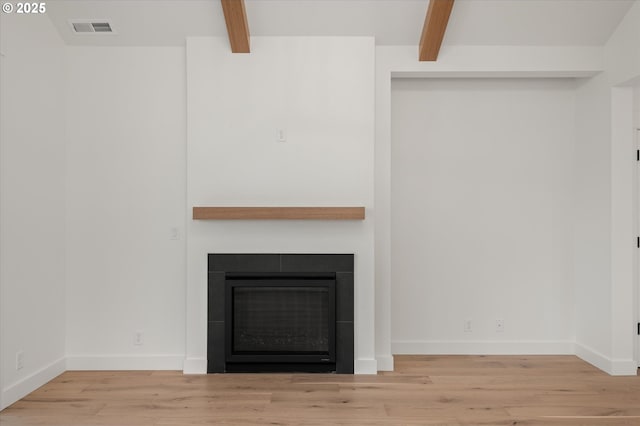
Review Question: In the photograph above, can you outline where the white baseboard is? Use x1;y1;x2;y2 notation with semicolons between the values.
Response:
354;358;378;374
66;354;184;371
574;342;611;373
1;357;66;411
182;357;207;374
610;358;638;376
376;354;394;371
392;340;575;355
574;343;638;376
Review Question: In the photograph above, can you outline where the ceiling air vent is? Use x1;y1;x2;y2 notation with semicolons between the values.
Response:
91;22;112;32
70;21;114;34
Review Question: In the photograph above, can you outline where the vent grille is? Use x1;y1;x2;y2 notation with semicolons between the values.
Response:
72;22;93;33
71;21;114;34
91;22;112;32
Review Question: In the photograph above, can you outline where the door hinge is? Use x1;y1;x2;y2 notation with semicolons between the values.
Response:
636;149;639;161
637;237;639;248
637;322;640;336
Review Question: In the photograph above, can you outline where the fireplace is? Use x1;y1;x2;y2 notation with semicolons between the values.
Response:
208;254;354;373
226;272;336;371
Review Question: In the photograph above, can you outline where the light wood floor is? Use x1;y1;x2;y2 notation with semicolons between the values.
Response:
1;355;639;425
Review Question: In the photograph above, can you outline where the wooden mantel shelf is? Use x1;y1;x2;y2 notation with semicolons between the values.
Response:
192;207;365;220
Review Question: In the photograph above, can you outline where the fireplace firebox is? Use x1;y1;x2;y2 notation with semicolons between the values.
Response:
208;254;354;373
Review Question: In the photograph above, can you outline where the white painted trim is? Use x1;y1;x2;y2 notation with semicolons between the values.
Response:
610;87;637;370
1;357;65;410
575;342;638;375
610;358;638;376
392;340;574;355
376;355;394;372
182;357;207;374
391;71;599;79
637;127;640;369
354;358;378;375
575;342;612;373
374;42;393;380
66;355;184;371
378;45;603;79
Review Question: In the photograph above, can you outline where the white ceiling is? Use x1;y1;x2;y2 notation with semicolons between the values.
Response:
45;0;635;48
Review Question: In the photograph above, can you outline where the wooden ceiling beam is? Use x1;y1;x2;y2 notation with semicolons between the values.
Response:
419;0;454;61
221;0;250;53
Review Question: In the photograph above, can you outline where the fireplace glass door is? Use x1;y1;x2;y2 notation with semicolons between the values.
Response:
225;273;336;371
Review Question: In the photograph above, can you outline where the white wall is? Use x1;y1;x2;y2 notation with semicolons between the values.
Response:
636;86;640;124
375;45;602;369
607;1;640;374
605;0;640;87
636;86;640;125
186;37;376;373
573;74;613;367
65;47;187;369
0;5;636;399
0;13;66;409
375;46;602;368
574;0;640;374
636;87;640;366
374;4;639;372
391;78;576;354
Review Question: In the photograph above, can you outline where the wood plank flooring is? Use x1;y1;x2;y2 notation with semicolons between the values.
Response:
1;355;639;425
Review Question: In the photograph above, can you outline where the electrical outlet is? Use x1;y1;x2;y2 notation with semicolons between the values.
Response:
134;331;143;346
496;319;505;333
16;351;24;370
463;319;472;333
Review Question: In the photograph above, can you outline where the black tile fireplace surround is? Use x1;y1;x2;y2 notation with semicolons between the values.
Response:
208;254;354;374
